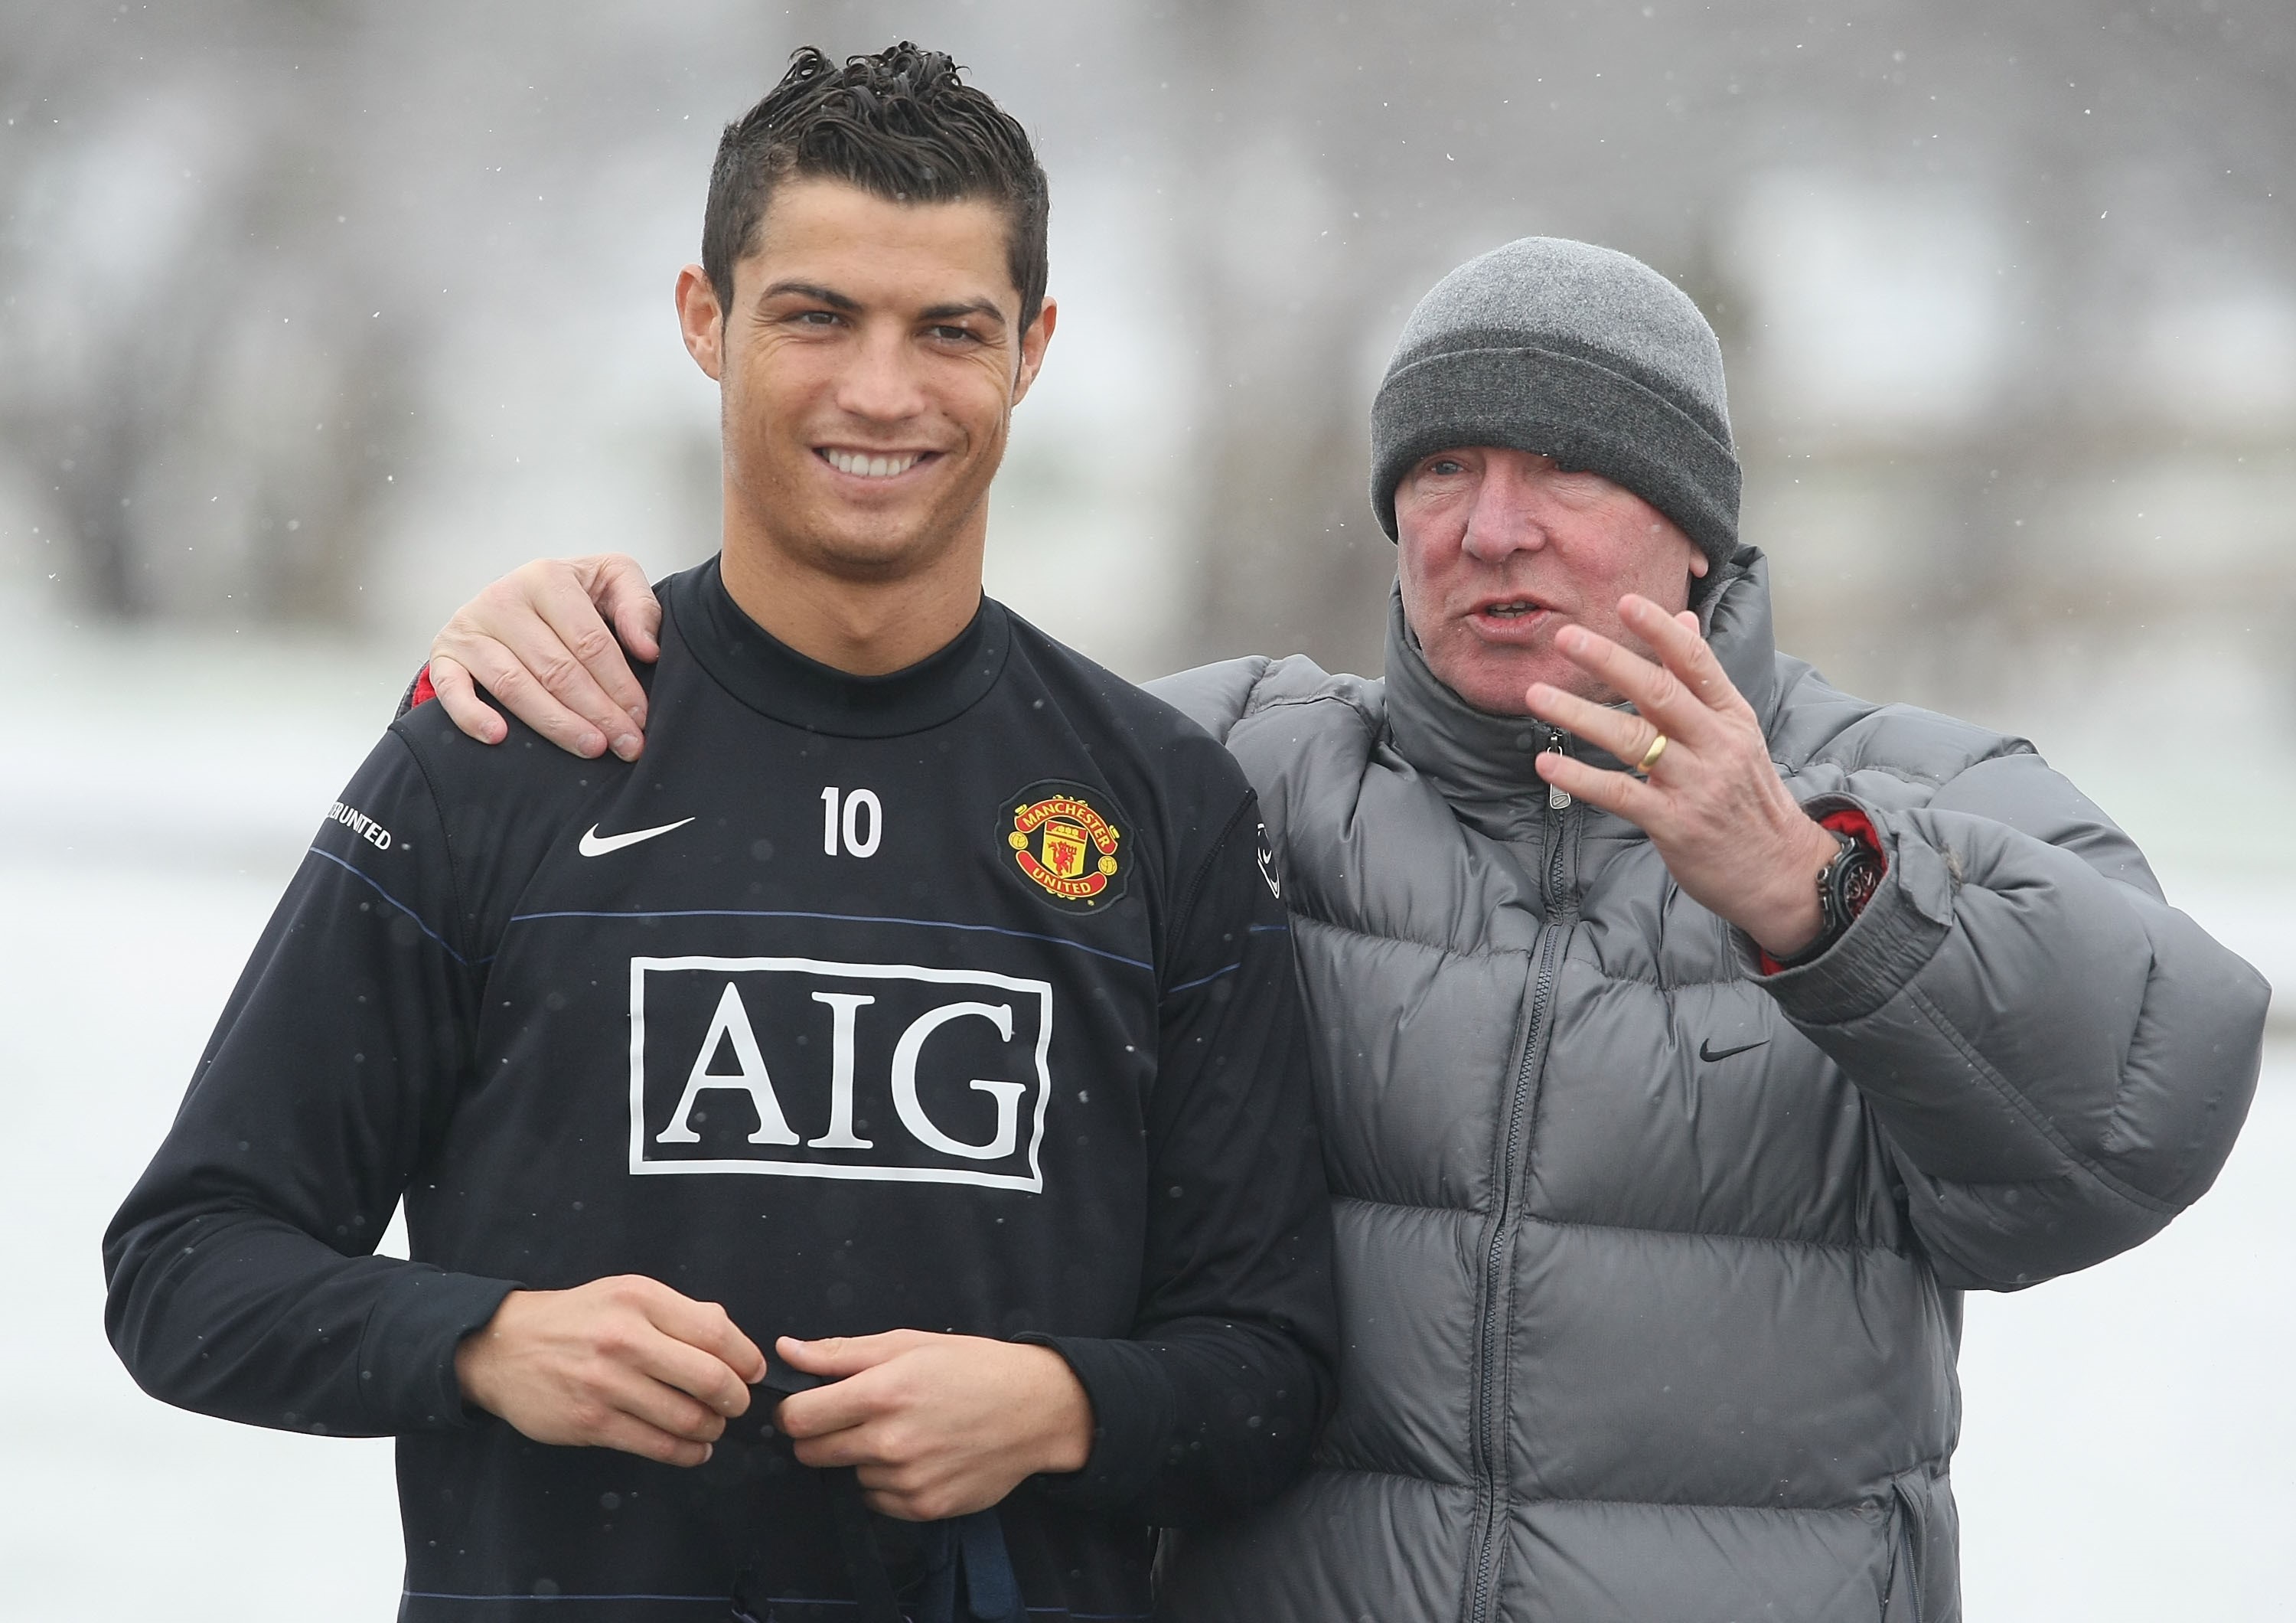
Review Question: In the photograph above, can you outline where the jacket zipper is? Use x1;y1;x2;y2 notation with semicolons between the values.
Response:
1464;729;1576;1623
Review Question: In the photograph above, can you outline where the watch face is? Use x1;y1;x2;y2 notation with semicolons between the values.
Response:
1834;846;1884;926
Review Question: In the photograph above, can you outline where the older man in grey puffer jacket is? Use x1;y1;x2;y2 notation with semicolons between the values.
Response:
1137;237;2267;1622
422;238;2265;1622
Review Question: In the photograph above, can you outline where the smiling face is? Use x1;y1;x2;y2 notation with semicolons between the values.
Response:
1394;446;1708;714
677;176;1052;597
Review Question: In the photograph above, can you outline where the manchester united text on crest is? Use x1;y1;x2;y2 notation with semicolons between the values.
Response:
1002;779;1129;911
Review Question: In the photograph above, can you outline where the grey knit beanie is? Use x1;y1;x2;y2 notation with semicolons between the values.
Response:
1370;237;1740;574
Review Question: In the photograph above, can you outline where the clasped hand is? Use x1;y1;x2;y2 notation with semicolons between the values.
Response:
774;1328;1093;1521
455;1277;1090;1520
1522;594;1841;961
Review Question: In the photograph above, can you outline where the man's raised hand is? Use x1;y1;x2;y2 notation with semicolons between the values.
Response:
774;1330;1093;1522
1524;593;1841;959
454;1275;767;1468
426;554;660;760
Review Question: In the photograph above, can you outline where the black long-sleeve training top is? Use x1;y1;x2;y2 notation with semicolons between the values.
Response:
104;557;1336;1622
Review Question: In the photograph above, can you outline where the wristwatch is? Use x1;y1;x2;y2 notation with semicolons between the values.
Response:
1773;830;1885;968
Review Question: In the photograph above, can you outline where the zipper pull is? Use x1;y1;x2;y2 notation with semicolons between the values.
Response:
1544;731;1572;812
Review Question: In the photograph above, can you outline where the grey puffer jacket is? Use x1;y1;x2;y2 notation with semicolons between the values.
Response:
1148;550;2265;1623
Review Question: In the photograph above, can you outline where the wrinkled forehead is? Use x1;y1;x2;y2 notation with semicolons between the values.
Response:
1397;445;1641;503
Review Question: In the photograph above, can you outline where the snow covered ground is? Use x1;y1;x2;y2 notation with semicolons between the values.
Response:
4;614;2291;1620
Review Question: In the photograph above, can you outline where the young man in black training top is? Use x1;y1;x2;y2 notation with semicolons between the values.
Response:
104;46;1334;1622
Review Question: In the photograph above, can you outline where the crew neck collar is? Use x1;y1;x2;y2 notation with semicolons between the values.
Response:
667;556;1010;738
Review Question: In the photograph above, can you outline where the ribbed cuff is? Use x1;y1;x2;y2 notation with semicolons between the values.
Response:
1012;1334;1178;1515
1750;796;1958;1026
357;1266;521;1432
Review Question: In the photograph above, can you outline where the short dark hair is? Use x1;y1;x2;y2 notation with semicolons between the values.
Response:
702;44;1050;327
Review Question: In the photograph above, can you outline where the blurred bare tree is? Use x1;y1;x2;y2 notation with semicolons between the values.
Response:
3;0;2291;714
1151;0;2296;682
0;2;422;620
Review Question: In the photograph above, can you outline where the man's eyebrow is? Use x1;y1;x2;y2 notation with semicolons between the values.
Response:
758;280;859;311
919;299;1007;326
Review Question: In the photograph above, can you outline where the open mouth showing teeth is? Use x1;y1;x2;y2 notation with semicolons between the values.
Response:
1482;601;1543;617
820;448;929;479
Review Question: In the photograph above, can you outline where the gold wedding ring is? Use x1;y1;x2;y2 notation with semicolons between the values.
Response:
1635;732;1669;776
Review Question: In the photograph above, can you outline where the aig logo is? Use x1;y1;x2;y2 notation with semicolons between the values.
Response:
628;956;1052;1192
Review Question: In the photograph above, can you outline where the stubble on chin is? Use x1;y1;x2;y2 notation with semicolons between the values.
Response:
1430;626;1635;715
1421;630;1538;717
742;450;996;586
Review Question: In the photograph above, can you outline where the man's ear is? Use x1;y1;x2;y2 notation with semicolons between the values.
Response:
1009;295;1057;407
674;263;726;381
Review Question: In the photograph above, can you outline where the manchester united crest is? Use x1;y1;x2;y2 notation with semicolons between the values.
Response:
1002;779;1129;911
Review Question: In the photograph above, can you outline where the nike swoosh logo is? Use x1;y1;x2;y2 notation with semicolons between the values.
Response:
578;818;696;857
1700;1037;1769;1063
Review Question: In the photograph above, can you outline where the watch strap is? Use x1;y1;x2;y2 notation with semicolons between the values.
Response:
1763;808;1886;972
